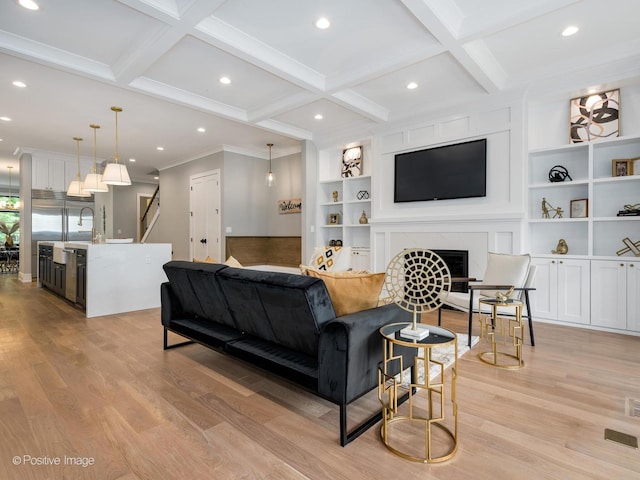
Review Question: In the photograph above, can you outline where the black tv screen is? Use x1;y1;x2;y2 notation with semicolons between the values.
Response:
394;138;487;203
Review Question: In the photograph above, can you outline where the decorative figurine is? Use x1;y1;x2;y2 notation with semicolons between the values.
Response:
332;190;338;202
542;198;563;218
359;210;368;224
617;237;640;257
548;165;572;183
552;239;568;255
357;190;369;200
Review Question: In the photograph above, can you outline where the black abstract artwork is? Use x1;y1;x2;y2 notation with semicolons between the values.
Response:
570;89;619;143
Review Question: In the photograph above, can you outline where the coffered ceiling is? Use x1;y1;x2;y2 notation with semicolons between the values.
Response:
1;0;640;185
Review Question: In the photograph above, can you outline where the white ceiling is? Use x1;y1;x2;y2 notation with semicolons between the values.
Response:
1;0;640;186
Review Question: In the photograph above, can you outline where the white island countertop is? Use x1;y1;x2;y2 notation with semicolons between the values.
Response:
39;241;172;318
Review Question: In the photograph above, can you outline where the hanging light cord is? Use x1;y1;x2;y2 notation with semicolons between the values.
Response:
74;136;82;179
91;124;100;173
111;106;122;164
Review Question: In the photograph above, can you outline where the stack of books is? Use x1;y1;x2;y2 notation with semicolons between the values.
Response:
617;209;640;216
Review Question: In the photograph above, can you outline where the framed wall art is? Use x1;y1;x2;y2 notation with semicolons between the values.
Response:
570;198;588;218
569;89;619;143
611;158;636;177
341;146;363;178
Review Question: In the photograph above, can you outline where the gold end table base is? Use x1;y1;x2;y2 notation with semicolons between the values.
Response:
380;417;457;463
477;298;525;370
478;351;524;369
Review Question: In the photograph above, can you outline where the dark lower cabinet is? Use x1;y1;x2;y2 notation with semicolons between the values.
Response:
38;245;66;299
52;262;66;297
76;249;87;308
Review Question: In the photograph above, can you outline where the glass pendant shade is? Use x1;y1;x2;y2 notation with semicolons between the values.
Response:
83;124;109;193
102;106;131;186
67;136;91;197
102;162;131;186
265;143;275;187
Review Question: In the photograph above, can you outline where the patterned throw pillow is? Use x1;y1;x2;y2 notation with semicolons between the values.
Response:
308;246;351;271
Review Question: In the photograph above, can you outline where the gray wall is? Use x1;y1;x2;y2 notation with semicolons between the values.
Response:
113;182;158;240
148;149;302;261
148;151;224;260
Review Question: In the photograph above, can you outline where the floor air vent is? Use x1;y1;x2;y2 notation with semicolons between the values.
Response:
604;428;639;449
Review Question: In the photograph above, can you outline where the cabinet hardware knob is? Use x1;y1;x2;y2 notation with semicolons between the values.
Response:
559;261;563;264
551;260;555;264
631;264;635;267
621;263;624;267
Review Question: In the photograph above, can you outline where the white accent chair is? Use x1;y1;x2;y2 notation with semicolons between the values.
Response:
437;253;537;347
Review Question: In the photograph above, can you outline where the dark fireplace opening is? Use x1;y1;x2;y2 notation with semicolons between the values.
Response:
432;249;469;293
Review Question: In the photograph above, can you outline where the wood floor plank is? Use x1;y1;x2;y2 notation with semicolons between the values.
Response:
1;275;639;479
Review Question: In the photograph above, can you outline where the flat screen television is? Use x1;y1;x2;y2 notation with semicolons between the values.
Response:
394;138;487;203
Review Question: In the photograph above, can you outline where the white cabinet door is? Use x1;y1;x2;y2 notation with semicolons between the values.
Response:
557;259;590;324
32;157;66;191
591;260;626;329
626;262;640;332
531;258;557;320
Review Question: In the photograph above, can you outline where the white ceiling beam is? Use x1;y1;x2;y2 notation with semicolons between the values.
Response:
0;31;114;81
194;16;326;92
113;0;226;85
254;119;313;141
129;77;248;121
330;90;389;123
247;92;320;123
400;0;501;94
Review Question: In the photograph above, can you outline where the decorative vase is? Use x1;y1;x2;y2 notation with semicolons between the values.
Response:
359;211;368;224
4;235;13;248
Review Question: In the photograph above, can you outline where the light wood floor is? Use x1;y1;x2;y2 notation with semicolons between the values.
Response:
1;274;639;480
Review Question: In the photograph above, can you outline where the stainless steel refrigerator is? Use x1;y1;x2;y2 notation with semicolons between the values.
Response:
31;190;94;278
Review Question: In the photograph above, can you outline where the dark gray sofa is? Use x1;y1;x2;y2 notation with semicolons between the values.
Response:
160;260;412;445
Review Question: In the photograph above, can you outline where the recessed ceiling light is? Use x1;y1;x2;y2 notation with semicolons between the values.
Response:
314;114;323;120
407;82;418;90
315;17;330;29
0;116;12;122
197;127;206;133
156;146;164;151
19;0;39;10
12;81;26;88
219;76;231;85
129;158;136;162
562;25;579;36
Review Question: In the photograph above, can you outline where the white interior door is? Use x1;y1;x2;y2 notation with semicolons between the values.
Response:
190;169;221;262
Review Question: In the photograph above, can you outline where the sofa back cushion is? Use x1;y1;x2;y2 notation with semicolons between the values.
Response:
217;267;336;356
162;261;236;328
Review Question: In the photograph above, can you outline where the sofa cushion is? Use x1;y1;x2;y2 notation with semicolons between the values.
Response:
163;261;236;328
217;267;336;356
302;266;385;317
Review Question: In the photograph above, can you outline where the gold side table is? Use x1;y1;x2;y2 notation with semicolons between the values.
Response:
378;323;458;463
478;298;524;369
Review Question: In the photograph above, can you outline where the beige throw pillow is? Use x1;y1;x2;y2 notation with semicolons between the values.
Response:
301;265;385;316
224;256;243;268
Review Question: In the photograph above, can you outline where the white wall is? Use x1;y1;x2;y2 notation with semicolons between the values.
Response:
369;94;526;274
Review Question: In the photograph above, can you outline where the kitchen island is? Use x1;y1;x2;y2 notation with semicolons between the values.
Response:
38;241;172;318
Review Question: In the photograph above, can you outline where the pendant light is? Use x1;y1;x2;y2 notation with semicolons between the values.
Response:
83;124;109;193
265;143;275;187
67;137;91;197
101;106;131;186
